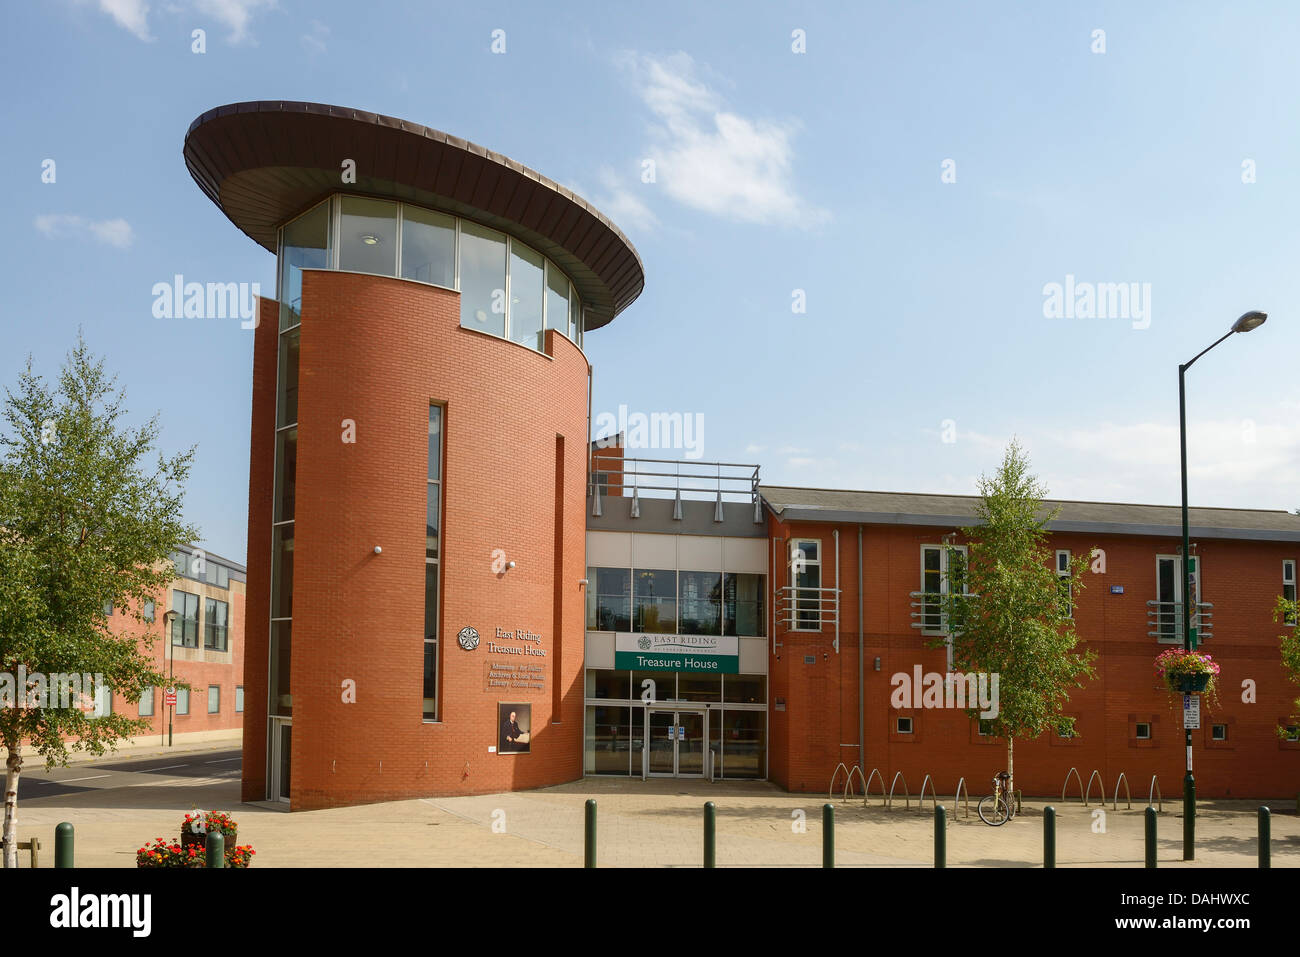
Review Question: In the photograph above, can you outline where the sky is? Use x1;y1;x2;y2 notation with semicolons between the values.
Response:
2;0;1298;565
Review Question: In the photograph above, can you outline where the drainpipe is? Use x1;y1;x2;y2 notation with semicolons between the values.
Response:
833;529;840;653
858;525;864;775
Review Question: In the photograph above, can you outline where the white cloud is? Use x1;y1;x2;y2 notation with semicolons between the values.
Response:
593;167;657;233
35;214;134;248
301;17;327;54
97;0;152;41
618;51;826;227
192;0;274;43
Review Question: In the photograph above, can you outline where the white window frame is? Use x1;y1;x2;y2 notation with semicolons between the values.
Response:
919;544;969;638
1155;554;1202;644
1056;549;1072;618
1211;724;1227;741
1135;722;1151;740
790;538;822;632
139;686;154;717
895;716;913;734
1284;560;1296;626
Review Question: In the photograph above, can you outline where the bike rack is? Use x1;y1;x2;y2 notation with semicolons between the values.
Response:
844;765;866;802
918;774;938;812
828;762;851;801
1148;775;1162;813
1061;767;1085;804
1084;770;1104;807
954;776;971;819
1112;772;1132;810
863;768;886;806
887;771;910;810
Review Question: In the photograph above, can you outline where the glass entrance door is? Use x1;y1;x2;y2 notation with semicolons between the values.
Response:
645;709;706;778
269;717;291;802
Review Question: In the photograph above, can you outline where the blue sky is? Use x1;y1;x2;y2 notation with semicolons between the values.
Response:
3;1;1298;564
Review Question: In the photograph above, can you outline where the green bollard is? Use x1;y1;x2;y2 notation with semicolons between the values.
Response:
55;822;74;869
1258;806;1270;869
822;803;834;869
584;799;597;869
934;805;946;869
1043;806;1056;869
703;802;716;868
205;830;225;868
1145;806;1157;869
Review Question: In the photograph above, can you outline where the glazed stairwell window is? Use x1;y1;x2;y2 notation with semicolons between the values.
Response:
1156;555;1201;643
1056;550;1072;618
1284;560;1296;625
424;404;444;721
789;539;822;631
171;590;199;648
919;544;968;635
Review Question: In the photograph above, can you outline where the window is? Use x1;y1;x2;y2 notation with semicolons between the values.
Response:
338;196;398;276
724;573;766;637
919;544;968;634
235;686;244;713
208;685;220;714
1285;560;1296;626
459;220;507;337
977;719;994;736
1156;555;1201;642
278;199;330;329
400;205;455;287
277;328;300;428
545;263;571;342
103;601;114;617
271;525;294;619
204;598;229;651
176;688;189;716
587;567;631;632
508;241;545;350
1135;722;1151;740
171;591;199;648
424;405;443;720
1056;550;1072;618
1286;725;1299;743
139;687;154;717
91;685;112;718
274;428;298;522
143;600;155;623
896;717;913;734
678;571;722;636
1211;724;1227;741
633;569;677;634
791;539;821;630
569;291;582;345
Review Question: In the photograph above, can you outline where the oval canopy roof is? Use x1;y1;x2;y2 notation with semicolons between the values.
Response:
184;100;644;329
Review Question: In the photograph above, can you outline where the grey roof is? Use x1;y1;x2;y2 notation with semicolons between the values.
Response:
759;485;1300;543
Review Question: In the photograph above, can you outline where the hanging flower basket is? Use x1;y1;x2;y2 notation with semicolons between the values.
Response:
1154;649;1220;696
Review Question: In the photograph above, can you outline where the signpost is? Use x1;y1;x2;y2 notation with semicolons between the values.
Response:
1183;694;1200;730
164;688;177;708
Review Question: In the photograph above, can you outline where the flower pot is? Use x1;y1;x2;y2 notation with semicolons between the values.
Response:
1172;673;1210;693
181;827;235;851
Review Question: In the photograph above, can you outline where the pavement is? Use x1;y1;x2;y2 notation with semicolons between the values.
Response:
7;748;1298;867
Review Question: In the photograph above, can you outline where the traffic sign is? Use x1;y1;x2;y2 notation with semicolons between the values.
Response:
164;688;177;707
1183;694;1200;730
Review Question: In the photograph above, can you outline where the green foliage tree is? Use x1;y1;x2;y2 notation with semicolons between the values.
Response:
930;440;1097;792
0;336;197;867
1274;596;1300;738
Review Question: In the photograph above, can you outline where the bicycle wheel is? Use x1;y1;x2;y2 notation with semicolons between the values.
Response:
977;794;1008;826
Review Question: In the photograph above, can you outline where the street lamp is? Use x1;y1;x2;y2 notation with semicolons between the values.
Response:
162;609;177;747
1177;309;1267;861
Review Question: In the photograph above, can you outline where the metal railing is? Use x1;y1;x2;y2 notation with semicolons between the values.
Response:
907;591;975;634
776;586;841;630
1146;600;1214;642
588;456;762;523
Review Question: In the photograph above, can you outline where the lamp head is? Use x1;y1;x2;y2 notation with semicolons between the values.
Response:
1231;311;1267;333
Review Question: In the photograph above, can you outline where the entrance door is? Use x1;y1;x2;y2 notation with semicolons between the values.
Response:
269;717;291;802
645;709;707;778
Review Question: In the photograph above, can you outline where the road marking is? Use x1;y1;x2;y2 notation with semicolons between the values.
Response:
143;764;188;772
39;774;110;784
204;757;241;764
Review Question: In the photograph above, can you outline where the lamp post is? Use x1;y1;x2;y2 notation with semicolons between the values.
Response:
1177;309;1267;860
162;609;177;747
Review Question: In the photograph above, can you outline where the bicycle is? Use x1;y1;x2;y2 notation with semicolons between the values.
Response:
977;771;1017;826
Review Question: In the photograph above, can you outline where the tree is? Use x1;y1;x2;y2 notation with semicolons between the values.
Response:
1274;596;1300;738
930;440;1097;793
0;336;197;867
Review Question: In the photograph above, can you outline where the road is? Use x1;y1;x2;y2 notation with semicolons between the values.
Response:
13;749;242;799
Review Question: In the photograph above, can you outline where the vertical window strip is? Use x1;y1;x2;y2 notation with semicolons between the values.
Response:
425;404;444;720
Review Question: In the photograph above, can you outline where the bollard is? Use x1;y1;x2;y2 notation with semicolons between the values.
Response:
1043;806;1056;869
55;822;74;869
934;805;946;869
584;799;597;869
1258;806;1270;869
1145;806;1157;869
205;830;225;868
822;803;834;869
703;802;716;869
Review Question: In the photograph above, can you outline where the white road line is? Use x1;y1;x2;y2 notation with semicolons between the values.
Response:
204;757;241;764
39;774;110;784
142;764;188;772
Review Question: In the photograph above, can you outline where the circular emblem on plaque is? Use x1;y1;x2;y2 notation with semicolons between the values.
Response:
637;636;652;651
457;626;480;651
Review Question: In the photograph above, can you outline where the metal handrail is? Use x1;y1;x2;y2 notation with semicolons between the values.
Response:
1148;775;1162;813
887;771;910;810
777;586;841;629
863;768;886;807
1113;772;1132;810
1145;600;1215;641
1084;770;1105;807
954;777;971;820
1062;767;1085;804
